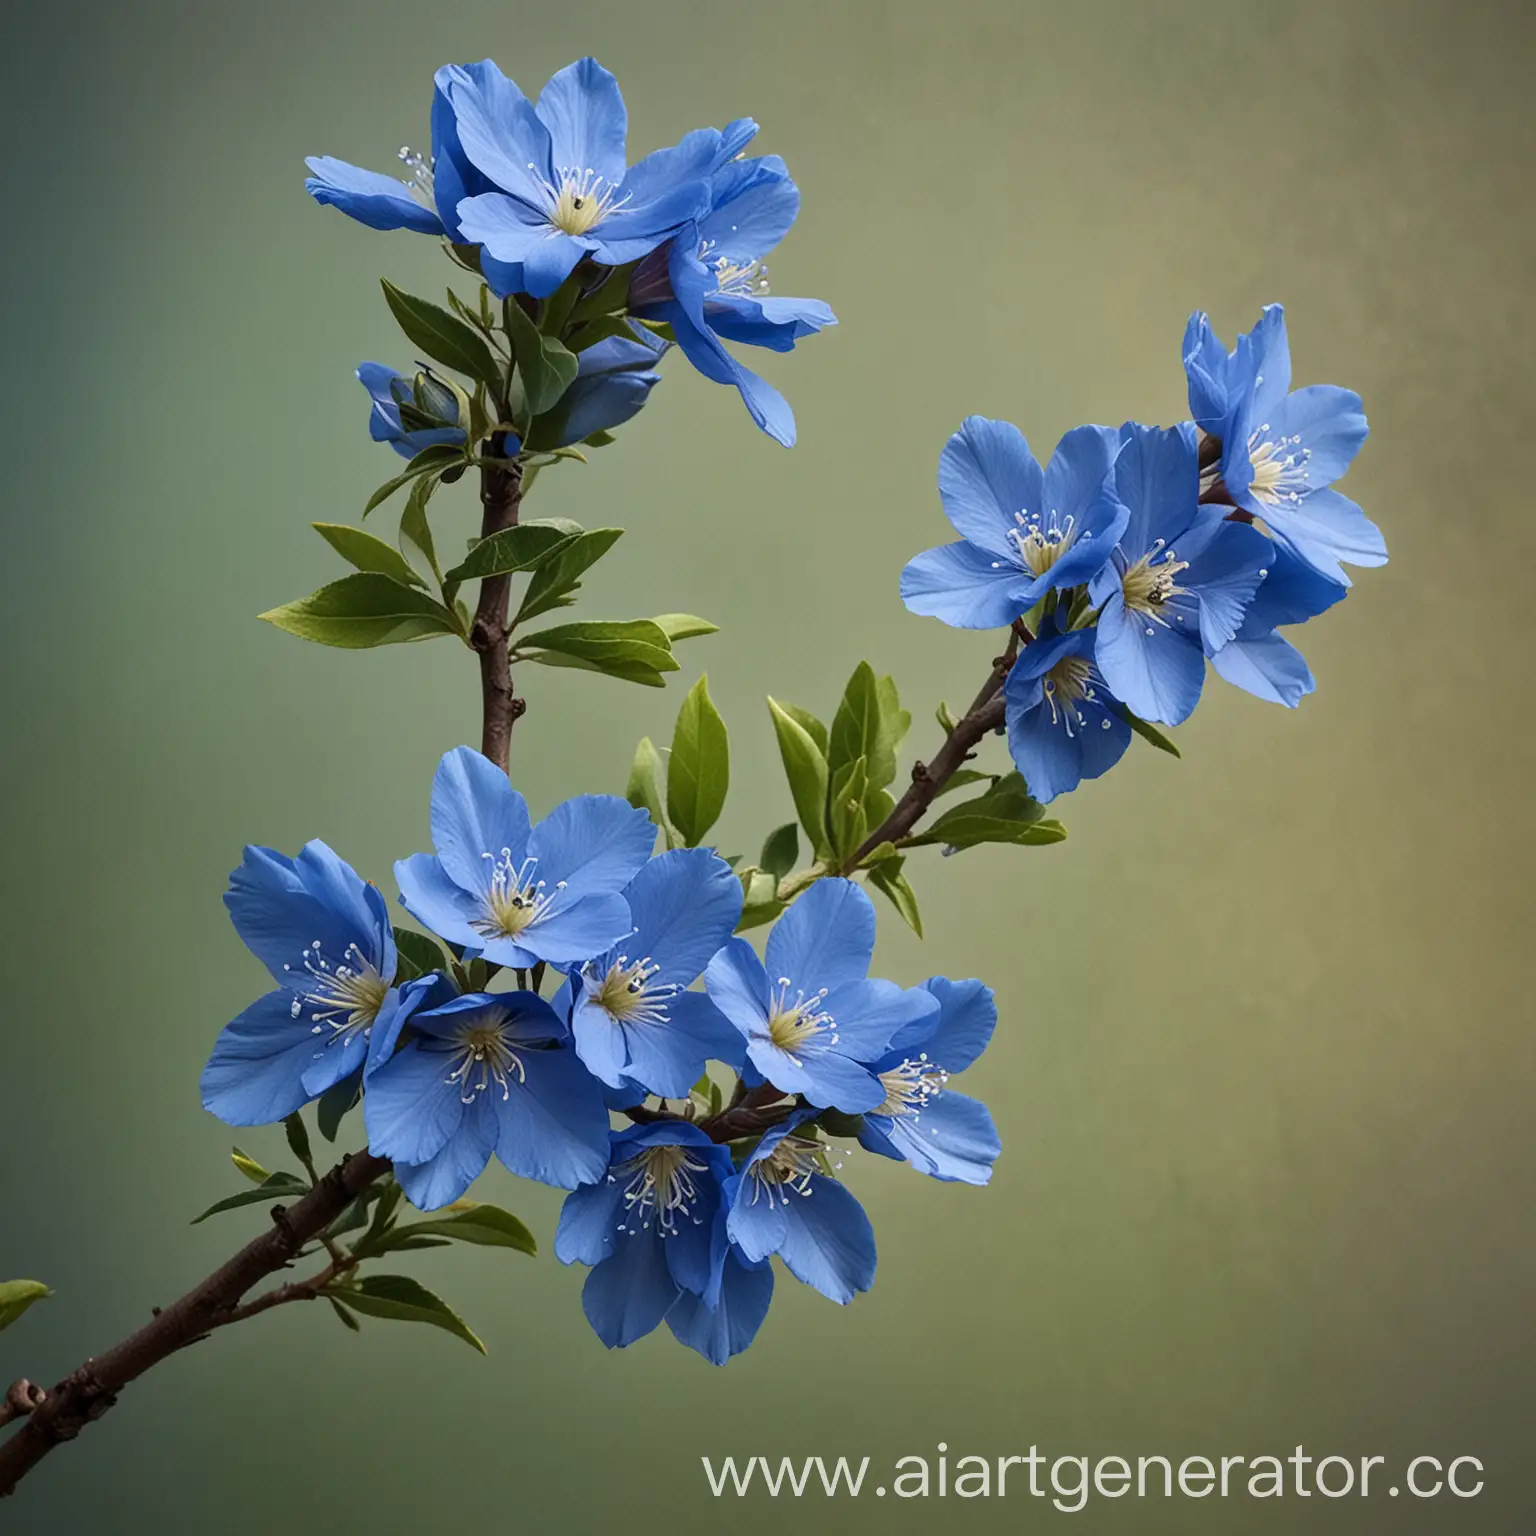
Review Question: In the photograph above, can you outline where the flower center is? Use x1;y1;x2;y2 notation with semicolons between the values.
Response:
1120;539;1190;622
747;1134;823;1207
591;952;675;1027
1040;654;1112;738
766;977;836;1059
874;1054;949;1117
1246;426;1311;506
534;164;628;237
614;1143;709;1236
284;940;389;1040
471;849;563;941
446;1012;525;1104
701;241;771;300
1005;509;1082;578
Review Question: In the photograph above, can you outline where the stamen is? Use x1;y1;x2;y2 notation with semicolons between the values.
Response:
284;940;389;1043
1119;537;1190;631
1246;427;1311;507
470;849;565;941
589;952;677;1027
700;239;771;299
874;1053;949;1118
444;1010;526;1104
612;1143;709;1236
765;977;836;1062
1001;508;1085;578
528;162;630;238
747;1134;822;1208
1041;655;1098;737
396;146;436;212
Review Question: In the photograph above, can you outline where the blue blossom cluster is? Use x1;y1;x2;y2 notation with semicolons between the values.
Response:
900;305;1382;802
201;748;1000;1364
309;56;835;446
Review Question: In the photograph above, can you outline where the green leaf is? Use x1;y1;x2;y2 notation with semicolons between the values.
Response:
668;675;729;847
1118;707;1182;758
759;822;799;881
828;755;870;863
866;855;923;937
566;312;640;352
0;1281;52;1333
315;1075;360;1142
767;698;831;858
323;1275;486;1354
651;613;720;642
230;1147;270;1186
905;772;1067;851
517;619;678;686
363;444;465;517
445;523;575;584
191;1173;307;1224
259;574;458;649
504;296;580;417
393;926;450;980
777;700;829;758
398;475;442;585
935;768;994;798
737;868;787;932
313;523;426;587
283;1113;315;1178
381;279;499;388
361;1202;536;1257
329;1297;363;1332
936;701;959;736
513;528;624;626
829;663;909;792
625;736;677;847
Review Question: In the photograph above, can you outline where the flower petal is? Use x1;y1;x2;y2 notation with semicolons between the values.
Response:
429;747;533;895
776;1177;876;1304
900;541;1033;630
304;157;444;235
200;991;323;1127
764;878;875;992
938;416;1044;561
535;57;628;187
493;1045;610;1189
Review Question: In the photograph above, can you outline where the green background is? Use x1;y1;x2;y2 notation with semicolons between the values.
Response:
3;0;1532;1529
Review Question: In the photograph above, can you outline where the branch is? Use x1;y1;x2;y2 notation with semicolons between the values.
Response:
0;1150;389;1497
844;631;1021;871
469;445;525;772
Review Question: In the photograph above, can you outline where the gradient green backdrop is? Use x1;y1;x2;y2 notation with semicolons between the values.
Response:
3;0;1532;1530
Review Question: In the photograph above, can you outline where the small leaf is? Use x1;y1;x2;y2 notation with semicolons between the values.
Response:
936;701;959;736
828;756;870;863
313;523;425;587
1118;707;1182;758
259;574;458;649
445;524;575;583
315;1074;360;1142
517;619;678;685
737;867;787;934
230;1148;270;1186
283;1113;315;1178
767;698;831;858
905;773;1067;851
625;736;677;847
0;1281;52;1333
382;279;499;388
651;613;720;642
361;1202;536;1257
776;700;829;758
329;1297;363;1332
363;444;463;517
513;528;624;626
398;475;442;585
935;768;994;798
393;926;450;979
829;663;908;793
504;296;580;417
759;822;799;881
191;1173;307;1224
323;1275;486;1353
668;675;729;847
866;856;923;937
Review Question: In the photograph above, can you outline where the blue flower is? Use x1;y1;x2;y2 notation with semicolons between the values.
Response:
306;61;528;297
555;1121;736;1350
726;1111;875;1304
395;747;655;971
568;847;744;1097
448;57;731;299
901;417;1127;630
1210;542;1347;707
356;364;471;460
857;978;1001;1186
704;879;937;1114
629;154;836;447
201;841;442;1126
523;326;669;450
365;990;609;1208
665;1196;775;1364
1088;422;1274;725
1003;621;1131;803
1183;305;1384;584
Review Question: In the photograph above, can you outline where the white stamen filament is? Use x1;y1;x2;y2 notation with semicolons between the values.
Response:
445;1012;526;1104
701;238;771;299
285;940;389;1042
612;1143;709;1237
765;976;837;1062
1246;426;1311;507
397;146;435;211
529;162;629;238
1041;655;1099;738
471;849;565;941
1120;537;1190;634
875;1052;949;1118
590;950;676;1027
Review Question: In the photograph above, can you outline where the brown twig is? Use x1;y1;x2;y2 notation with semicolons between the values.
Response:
0;1384;44;1430
0;1151;388;1497
470;445;525;771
